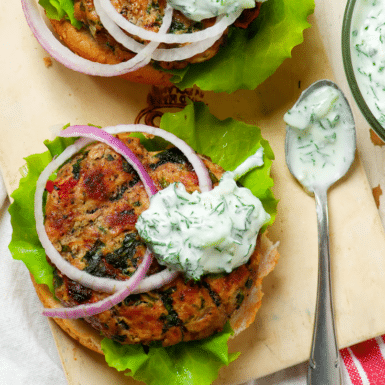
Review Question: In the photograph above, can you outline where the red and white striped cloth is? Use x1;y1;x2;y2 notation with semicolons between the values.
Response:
340;337;385;385
247;337;385;385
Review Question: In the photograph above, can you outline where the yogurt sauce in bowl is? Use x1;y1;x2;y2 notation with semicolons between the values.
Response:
343;0;385;139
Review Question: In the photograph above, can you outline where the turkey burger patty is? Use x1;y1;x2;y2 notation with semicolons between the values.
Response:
44;134;262;346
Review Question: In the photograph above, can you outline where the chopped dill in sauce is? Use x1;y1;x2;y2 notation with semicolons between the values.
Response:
135;148;270;280
167;0;268;22
284;85;355;192
351;0;385;127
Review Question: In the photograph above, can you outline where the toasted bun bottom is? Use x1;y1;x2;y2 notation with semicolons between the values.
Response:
32;232;279;355
49;19;173;86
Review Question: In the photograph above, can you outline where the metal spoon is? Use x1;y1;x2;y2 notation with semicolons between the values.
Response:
285;79;356;384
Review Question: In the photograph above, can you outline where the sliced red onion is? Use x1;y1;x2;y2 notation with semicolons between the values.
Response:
34;129;158;293
94;0;175;66
21;0;171;76
43;269;180;319
36;124;207;318
94;0;223;62
43;249;153;318
151;33;222;61
132;268;179;294
59;125;158;197
35;127;180;293
99;0;242;44
104;124;213;192
94;0;143;53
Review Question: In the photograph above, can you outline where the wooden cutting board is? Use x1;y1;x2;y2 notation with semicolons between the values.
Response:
1;0;385;384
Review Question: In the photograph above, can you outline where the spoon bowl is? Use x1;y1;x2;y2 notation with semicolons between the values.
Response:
284;79;356;385
285;79;356;193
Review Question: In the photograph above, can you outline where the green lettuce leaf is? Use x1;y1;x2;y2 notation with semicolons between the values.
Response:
37;0;314;92
102;322;240;385
8;136;77;292
39;0;82;28
172;0;315;92
8;102;277;385
9;151;55;291
159;102;277;228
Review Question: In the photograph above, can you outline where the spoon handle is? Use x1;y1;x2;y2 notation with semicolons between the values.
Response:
307;187;342;385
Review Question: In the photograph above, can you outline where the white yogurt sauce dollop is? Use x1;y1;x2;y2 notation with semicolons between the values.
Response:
168;0;267;22
350;0;385;127
135;147;270;280
284;85;355;192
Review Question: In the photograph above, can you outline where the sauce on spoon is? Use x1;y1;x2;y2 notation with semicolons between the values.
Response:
285;83;355;192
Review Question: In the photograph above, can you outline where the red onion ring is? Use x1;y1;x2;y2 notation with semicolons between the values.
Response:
21;0;172;77
151;33;223;61
93;0;143;53
132;268;179;294
42;249;153;318
99;0;242;44
104;124;213;192
94;0;223;62
94;0;179;65
37;124;212;318
34;131;158;293
59;126;158;196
